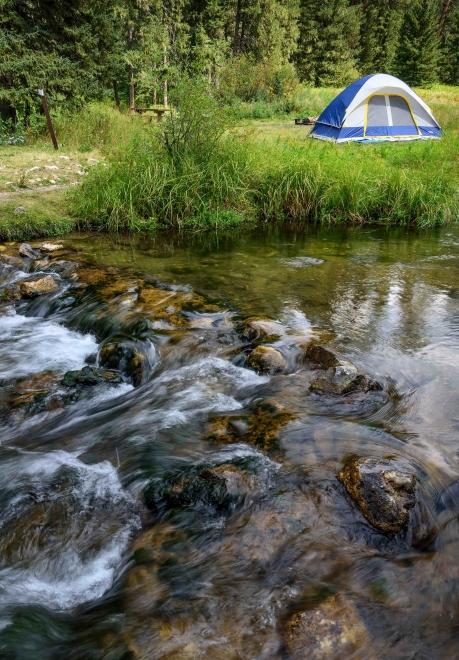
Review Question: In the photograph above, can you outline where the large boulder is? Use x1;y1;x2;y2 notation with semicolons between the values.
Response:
282;594;371;659
19;275;59;298
338;456;417;534
246;345;286;374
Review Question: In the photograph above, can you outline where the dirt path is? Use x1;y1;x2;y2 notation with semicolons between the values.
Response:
0;184;74;201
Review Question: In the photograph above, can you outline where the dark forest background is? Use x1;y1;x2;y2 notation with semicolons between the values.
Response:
1;0;459;121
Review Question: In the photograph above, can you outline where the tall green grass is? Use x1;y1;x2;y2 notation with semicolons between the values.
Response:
36;102;145;154
72;85;459;230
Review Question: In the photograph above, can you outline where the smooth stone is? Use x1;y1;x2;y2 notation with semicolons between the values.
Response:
0;254;24;269
19;243;40;259
242;318;285;342
246;345;287;374
33;258;50;271
338;456;417;534
40;242;64;252
19;275;59;297
281;256;324;268
305;344;382;394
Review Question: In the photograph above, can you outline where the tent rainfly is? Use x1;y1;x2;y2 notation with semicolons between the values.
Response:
311;74;441;143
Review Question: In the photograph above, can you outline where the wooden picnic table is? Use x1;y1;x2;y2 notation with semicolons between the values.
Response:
132;107;168;121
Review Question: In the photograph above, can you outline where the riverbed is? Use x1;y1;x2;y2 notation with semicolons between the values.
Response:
0;225;458;658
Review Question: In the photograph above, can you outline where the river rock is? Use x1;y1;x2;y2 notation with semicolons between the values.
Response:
46;260;79;278
0;254;24;269
61;365;122;388
4;372;61;414
19;275;59;297
206;400;294;452
304;344;381;395
98;336;154;386
19;243;40;259
246;345;286;374
40;242;64;252
242;318;285;342
338;457;417;534
282;594;370;659
0;284;21;303
303;344;340;369
144;458;264;515
33;257;50;271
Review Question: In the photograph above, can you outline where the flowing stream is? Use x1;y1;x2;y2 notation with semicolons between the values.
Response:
0;225;458;658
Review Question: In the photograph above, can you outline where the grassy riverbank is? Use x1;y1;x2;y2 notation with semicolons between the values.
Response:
1;86;458;239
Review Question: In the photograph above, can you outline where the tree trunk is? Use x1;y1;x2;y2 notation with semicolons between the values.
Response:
23;99;30;128
113;80;121;110
163;45;168;108
233;0;242;55
128;23;136;113
439;0;453;40
129;69;136;113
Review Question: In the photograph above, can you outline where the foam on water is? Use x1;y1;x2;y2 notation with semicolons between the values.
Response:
0;451;140;610
0;528;132;610
0;311;97;379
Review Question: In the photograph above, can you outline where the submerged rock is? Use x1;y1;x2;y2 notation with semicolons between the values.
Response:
33;257;50;271
98;336;155;386
19;275;59;297
305;343;381;395
4;372;61;414
303;344;340;369
282;594;370;659
46;260;79;279
0;285;21;303
242;318;284;343
144;457;266;516
0;254;24;269
338;456;417;534
19;243;40;259
61;365;122;388
246;345;286;374
206;399;295;452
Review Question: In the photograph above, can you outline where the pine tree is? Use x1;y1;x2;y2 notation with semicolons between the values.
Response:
295;0;360;86
440;1;459;84
359;0;404;75
396;0;440;85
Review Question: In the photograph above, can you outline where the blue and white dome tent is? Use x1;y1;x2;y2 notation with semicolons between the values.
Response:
311;74;441;143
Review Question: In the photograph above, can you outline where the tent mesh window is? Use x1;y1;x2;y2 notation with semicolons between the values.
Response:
389;96;415;126
367;96;388;126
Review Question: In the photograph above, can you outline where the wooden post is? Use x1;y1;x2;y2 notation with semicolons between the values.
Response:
163;44;168;109
37;89;58;150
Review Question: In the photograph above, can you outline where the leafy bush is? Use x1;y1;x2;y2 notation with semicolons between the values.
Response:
0;120;25;146
73;81;255;232
219;55;299;103
162;79;234;169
